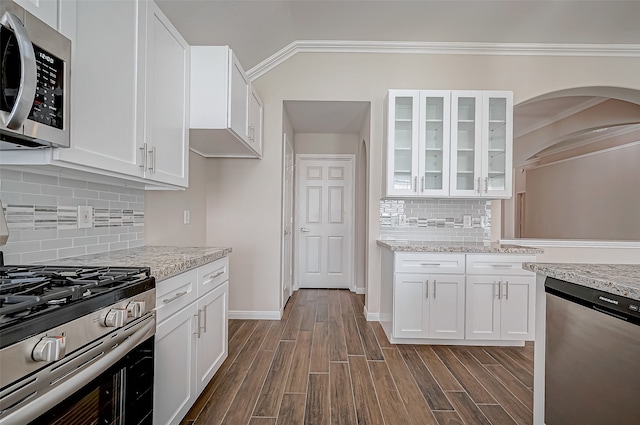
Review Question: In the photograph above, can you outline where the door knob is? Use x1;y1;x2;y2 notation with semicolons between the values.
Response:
300;228;310;233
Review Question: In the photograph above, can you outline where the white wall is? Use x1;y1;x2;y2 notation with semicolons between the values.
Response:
145;151;208;246
524;143;640;240
294;133;358;155
208;51;640;316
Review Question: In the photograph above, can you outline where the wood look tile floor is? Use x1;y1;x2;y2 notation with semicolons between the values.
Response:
180;289;534;425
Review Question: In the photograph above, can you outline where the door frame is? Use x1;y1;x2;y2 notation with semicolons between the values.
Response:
281;134;294;313
293;154;356;291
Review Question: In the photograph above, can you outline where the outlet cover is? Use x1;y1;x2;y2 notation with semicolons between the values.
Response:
463;215;472;228
78;206;93;228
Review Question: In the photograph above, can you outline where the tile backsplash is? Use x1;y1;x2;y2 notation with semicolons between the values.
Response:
380;199;491;243
0;168;144;264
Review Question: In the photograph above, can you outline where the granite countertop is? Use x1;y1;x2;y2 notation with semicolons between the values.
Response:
41;246;232;281
523;262;640;301
377;239;543;255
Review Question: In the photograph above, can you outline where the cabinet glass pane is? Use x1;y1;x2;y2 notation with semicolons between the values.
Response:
423;97;444;190
487;97;507;191
455;97;476;191
394;97;414;190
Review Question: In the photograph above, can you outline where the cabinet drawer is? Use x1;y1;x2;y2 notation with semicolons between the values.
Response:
466;254;536;276
395;253;465;274
198;257;229;296
156;269;198;323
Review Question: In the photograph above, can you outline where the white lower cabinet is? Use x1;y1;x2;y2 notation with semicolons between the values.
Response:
394;273;465;339
465;275;535;340
380;250;535;345
154;257;229;425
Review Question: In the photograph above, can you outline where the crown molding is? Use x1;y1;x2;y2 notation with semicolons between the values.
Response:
514;98;608;138
247;40;640;80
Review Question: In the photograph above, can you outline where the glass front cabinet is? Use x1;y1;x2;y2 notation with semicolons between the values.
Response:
385;90;451;197
385;89;513;199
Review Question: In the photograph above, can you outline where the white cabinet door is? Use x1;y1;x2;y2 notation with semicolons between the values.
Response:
418;91;451;197
465;275;501;340
500;276;535;340
385;90;420;197
450;91;513;198
450;91;483;197
143;1;190;187
429;275;465;339
247;85;263;157
228;51;249;142
195;281;228;394
56;0;144;178
393;274;428;338
154;302;198;425
13;0;58;29
482;91;513;198
466;274;535;340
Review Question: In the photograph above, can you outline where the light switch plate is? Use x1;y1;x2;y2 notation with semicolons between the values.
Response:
77;206;93;228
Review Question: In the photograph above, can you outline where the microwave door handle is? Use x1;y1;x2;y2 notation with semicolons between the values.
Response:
1;12;37;130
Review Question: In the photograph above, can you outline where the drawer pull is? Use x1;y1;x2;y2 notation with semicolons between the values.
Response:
163;291;187;304
212;270;224;278
420;263;442;266
490;264;512;268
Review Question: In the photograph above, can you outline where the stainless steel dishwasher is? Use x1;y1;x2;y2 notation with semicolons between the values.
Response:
545;277;640;425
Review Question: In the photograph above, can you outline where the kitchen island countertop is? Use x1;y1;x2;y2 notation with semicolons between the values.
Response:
377;239;543;254
523;262;640;301
40;246;232;281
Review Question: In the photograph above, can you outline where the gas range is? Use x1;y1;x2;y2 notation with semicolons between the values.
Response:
0;264;156;424
0;265;154;349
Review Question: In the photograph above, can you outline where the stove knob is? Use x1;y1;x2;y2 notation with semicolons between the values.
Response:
32;336;66;362
127;300;145;318
103;309;128;328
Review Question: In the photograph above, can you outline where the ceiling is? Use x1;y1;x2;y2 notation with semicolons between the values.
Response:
156;1;640;156
156;0;640;71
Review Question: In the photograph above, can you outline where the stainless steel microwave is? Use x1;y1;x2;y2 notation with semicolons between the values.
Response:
0;1;70;150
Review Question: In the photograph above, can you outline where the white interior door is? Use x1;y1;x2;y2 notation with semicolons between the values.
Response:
282;136;294;306
296;155;354;289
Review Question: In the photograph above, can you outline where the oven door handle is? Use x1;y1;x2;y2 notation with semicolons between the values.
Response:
0;12;37;130
0;317;155;425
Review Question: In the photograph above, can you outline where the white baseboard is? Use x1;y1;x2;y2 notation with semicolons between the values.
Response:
228;310;282;320
355;287;365;295
364;306;380;322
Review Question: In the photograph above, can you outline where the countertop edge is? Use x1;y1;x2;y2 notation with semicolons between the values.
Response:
523;262;640;301
377;240;543;255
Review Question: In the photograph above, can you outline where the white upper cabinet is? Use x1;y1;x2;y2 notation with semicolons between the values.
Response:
13;0;58;29
53;0;189;188
385;89;512;199
450;91;513;198
247;85;264;157
190;46;262;158
143;1;190;187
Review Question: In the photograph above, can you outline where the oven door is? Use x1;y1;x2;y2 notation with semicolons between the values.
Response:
28;336;155;425
0;315;155;425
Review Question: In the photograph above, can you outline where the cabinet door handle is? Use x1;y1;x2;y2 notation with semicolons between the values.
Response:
505;281;509;300
148;146;157;174
497;281;501;299
477;177;481;194
139;143;147;170
433;280;437;299
162;291;187;304
2;12;37;130
193;312;201;338
484;177;488;193
201;305;207;333
425;280;429;298
414;176;418;192
420;176;424;192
